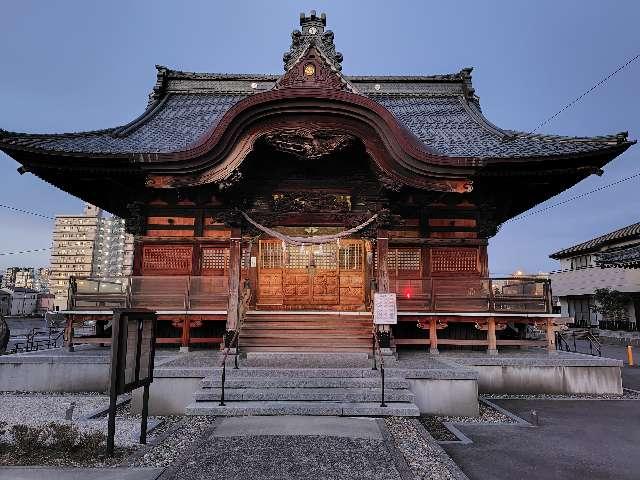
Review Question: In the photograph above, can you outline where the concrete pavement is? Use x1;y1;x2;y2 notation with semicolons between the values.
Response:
443;399;640;480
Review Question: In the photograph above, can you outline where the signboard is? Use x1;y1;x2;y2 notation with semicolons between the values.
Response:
373;293;397;325
107;308;157;455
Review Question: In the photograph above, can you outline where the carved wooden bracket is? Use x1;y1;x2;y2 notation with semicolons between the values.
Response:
260;127;357;160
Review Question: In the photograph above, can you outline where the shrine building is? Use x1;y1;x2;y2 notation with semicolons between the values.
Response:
0;12;634;354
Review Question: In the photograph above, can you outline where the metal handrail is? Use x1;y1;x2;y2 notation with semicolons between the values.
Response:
371;326;387;408
219;283;252;407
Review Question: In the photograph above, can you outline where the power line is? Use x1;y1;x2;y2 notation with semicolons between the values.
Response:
0;248;51;256
529;52;640;134
504;170;640;224
0;203;55;220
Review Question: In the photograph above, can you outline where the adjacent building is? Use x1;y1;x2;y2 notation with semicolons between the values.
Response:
49;203;134;309
550;222;640;328
0;290;10;316
1;287;39;316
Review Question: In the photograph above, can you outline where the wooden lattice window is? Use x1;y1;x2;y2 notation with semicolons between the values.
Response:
388;249;421;272
260;241;284;269
339;242;363;271
142;246;193;274
201;247;229;272
431;248;478;273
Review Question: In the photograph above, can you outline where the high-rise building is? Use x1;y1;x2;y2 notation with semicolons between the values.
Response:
49;203;133;309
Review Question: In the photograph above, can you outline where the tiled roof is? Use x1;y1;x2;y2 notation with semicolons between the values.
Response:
550;222;640;259
596;243;640;269
0;94;246;154
0;69;632;159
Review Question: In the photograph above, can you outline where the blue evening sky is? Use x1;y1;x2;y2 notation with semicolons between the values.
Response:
0;0;638;274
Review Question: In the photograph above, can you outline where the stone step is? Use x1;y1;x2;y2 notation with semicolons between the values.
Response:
193;387;415;402
204;368;397;379
185;400;419;417
201;376;409;389
239;346;372;352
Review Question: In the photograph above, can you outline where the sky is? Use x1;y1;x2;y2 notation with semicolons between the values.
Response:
0;0;638;274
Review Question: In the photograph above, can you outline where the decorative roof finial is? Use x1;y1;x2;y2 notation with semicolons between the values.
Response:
283;11;343;72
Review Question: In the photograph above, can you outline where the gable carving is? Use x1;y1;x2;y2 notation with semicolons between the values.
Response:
275;46;352;92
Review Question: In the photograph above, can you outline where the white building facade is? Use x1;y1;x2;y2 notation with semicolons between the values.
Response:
50;204;134;310
549;222;640;329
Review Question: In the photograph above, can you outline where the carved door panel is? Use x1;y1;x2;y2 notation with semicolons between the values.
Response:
339;272;364;305
258;271;284;305
312;269;339;304
283;270;311;305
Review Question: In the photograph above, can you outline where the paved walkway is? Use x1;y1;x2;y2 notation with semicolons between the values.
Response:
159;416;408;480
0;467;163;480
443;399;640;480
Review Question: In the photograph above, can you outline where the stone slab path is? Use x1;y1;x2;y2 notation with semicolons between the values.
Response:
159;416;410;480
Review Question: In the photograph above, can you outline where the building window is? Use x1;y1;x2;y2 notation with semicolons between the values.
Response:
570;255;591;270
567;296;597;326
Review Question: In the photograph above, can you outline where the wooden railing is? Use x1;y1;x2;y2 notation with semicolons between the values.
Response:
389;276;552;313
69;276;229;311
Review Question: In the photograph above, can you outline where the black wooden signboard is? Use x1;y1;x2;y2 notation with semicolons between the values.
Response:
107;308;157;455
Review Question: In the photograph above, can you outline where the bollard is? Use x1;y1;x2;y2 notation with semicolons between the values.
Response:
64;402;76;421
627;345;634;367
530;409;539;426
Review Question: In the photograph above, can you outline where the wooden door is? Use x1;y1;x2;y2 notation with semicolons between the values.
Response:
339;240;365;305
258;239;365;309
258;240;284;306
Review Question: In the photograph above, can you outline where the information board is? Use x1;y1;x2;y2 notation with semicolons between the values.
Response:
373;293;398;325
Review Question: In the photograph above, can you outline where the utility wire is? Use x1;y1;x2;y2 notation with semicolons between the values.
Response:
0;203;55;220
0;248;51;256
504;170;640;225
529;52;640;134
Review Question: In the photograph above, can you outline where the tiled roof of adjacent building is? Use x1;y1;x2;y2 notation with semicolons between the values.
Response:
550;222;640;259
596;243;640;269
0;67;631;159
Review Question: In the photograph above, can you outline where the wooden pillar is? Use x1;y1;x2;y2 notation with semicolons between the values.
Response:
376;230;390;293
429;318;439;355
375;231;390;334
487;317;498;356
226;227;241;332
546;319;557;354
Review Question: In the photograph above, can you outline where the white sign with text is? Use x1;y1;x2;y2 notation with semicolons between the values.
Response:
373;293;397;325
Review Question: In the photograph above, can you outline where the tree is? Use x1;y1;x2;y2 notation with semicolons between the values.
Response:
591;288;630;321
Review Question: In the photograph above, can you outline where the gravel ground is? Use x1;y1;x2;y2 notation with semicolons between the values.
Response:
483;389;640;401
130;416;213;469
436;402;516;425
385;417;468;480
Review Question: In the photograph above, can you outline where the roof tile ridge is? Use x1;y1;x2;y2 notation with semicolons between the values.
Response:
457;96;510;139
551;221;640;257
0;125;118;141
502;130;633;145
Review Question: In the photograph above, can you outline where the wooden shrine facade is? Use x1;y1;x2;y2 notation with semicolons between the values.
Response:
1;12;633;351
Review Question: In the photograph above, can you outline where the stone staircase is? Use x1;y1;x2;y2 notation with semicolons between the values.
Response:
239;312;373;352
185;353;419;417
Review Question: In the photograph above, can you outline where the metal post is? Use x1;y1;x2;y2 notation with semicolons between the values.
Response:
380;366;387;407
106;386;117;456
219;360;226;406
139;384;150;444
371;333;377;370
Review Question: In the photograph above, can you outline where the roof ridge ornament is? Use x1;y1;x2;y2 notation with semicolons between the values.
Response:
275;44;357;93
283;11;343;72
